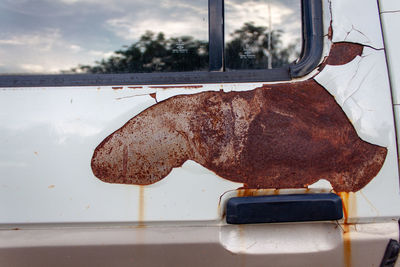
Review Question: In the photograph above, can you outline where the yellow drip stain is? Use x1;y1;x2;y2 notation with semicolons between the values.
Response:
359;190;379;216
338;192;357;267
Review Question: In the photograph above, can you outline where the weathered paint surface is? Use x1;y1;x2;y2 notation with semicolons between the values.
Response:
91;43;387;192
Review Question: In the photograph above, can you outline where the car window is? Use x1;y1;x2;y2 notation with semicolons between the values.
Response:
0;0;321;86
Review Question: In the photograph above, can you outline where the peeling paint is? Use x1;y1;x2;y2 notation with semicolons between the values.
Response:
331;0;384;48
324;42;363;66
319;42;363;71
91;48;387;192
149;93;157;102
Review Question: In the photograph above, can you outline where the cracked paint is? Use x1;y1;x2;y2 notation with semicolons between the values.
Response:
315;47;392;147
91;43;387;192
331;0;384;48
378;0;400;13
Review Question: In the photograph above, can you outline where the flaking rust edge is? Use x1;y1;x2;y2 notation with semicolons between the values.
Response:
91;42;387;192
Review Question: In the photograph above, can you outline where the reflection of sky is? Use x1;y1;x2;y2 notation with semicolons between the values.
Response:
0;0;301;74
226;0;301;45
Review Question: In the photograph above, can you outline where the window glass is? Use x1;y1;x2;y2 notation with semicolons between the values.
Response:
225;0;302;70
0;0;208;74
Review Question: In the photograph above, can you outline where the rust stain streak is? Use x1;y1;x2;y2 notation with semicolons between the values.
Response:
338;192;357;267
91;42;387;192
339;192;349;224
148;85;203;89
338;192;357;224
343;224;352;267
339;192;351;267
237;189;255;197
115;94;150;100
138;186;145;227
359;190;379;215
112;87;123;90
128;86;143;89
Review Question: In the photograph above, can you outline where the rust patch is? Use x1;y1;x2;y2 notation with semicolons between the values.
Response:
149;93;157;102
325;42;363;66
128;86;143;89
112;87;123;90
148;85;203;89
319;42;363;71
91;78;387;192
91;42;386;192
328;25;333;40
237;189;255;198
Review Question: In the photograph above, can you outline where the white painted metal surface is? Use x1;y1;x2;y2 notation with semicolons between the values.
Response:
0;221;397;267
0;0;399;228
379;0;400;13
380;7;400;105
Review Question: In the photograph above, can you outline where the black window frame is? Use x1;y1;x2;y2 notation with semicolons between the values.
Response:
0;0;322;87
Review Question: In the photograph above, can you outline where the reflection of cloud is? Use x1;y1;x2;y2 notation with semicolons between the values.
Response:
69;44;82;53
88;50;115;58
59;0;81;4
225;0;301;47
105;0;208;41
0;0;300;74
0;28;113;73
0;28;61;51
20;64;46;73
107;16;207;41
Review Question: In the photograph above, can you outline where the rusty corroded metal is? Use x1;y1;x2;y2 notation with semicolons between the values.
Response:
91;42;386;192
325;42;363;66
319;42;363;71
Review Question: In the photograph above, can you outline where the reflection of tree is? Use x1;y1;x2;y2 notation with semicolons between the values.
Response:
71;23;298;73
225;22;298;70
72;32;208;73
